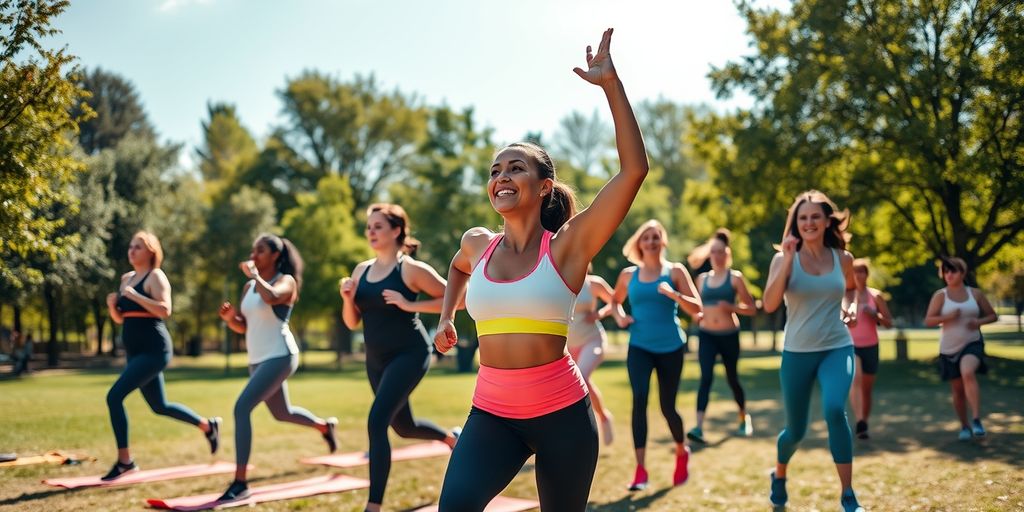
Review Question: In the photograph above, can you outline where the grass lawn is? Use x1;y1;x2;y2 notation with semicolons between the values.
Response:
1;327;1022;511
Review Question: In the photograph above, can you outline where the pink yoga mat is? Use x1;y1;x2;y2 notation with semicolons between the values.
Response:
146;474;370;511
413;496;540;512
43;462;247;489
301;440;451;468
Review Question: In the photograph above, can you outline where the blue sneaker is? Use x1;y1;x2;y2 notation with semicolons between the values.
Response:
770;472;787;507
841;489;864;512
971;419;986;437
958;427;972;441
686;426;706;444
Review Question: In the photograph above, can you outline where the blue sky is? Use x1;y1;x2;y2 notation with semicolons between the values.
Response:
52;0;781;166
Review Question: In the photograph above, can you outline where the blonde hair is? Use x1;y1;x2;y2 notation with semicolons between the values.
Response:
622;219;668;265
132;231;163;268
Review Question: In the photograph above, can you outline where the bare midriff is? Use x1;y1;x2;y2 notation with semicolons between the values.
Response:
478;334;569;369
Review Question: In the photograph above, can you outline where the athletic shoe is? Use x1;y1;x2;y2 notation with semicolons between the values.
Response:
673;446;691;486
628;464;648;491
686;426;706;444
971;418;986;437
737;414;754;437
323;417;338;453
855;420;869;440
217;480;251;502
205;417;221;454
958;427;972;441
841;489;865;512
769;471;787;507
100;460;138;481
601;416;615;446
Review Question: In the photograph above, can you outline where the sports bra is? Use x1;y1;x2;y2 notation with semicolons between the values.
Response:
465;231;577;337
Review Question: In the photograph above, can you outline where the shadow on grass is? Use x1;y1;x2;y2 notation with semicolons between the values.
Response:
0;487;90;507
588;487;673;511
642;355;1024;469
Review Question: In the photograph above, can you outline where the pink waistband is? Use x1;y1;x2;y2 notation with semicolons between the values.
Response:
472;355;589;419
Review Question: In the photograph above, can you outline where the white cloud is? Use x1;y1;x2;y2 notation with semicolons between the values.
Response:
158;0;212;13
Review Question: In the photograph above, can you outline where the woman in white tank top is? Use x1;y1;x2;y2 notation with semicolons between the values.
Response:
567;271;616;445
924;257;998;441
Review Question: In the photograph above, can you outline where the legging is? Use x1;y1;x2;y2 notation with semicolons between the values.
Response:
438;397;598;512
106;351;202;449
627;345;685;449
777;346;855;464
696;329;746;412
234;354;320;468
366;347;447;504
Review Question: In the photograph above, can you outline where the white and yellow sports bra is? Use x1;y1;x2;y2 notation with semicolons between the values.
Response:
465;231;578;337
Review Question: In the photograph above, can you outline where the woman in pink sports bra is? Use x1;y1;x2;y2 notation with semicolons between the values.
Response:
433;28;650;512
847;259;892;440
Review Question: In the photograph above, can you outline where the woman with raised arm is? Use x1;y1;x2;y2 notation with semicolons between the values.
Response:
216;234;337;502
566;268;617;445
102;231;219;481
924;257;997;441
762;190;863;512
610;219;701;491
433;28;649;512
847;258;893;440
685;228;757;443
339;203;461;512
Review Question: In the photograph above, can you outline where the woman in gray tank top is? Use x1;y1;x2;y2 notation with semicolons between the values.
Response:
762;190;863;512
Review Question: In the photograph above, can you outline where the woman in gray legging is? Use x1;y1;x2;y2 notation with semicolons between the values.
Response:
216;234;338;502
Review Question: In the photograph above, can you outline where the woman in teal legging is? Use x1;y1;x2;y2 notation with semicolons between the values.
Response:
762;190;863;512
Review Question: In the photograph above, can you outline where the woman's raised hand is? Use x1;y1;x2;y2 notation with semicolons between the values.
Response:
573;28;617;87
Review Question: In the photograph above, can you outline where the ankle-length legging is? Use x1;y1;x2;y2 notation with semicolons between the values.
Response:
107;351;203;449
438;397;598;512
776;346;855;464
696;329;746;412
234;354;321;467
366;346;447;504
627;345;685;448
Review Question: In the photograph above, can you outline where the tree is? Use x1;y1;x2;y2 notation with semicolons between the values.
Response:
553;109;611;176
195;102;258;190
0;0;89;289
73;67;154;154
700;0;1024;274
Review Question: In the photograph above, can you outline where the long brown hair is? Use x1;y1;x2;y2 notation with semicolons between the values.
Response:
781;190;850;251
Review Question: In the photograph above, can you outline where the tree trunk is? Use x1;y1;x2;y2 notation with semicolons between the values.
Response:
13;304;22;333
93;298;106;356
44;283;60;367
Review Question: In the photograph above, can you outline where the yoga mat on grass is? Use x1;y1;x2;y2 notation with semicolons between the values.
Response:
146;474;370;511
413;496;540;512
301;440;450;468
43;462;246;489
0;451;95;467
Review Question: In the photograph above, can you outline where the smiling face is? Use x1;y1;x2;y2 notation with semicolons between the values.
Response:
488;147;551;216
941;265;964;287
792;201;828;245
637;227;665;260
127;236;153;267
365;211;401;252
250;239;279;273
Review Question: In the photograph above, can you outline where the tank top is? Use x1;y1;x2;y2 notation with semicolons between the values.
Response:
849;292;880;348
783;250;853;352
567;276;605;348
240;275;299;364
116;271;153;314
465;231;577;337
627;264;686;353
939;287;981;355
700;270;736;306
353;256;430;358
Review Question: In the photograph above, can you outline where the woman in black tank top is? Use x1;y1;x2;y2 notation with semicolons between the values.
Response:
338;204;460;512
101;231;219;481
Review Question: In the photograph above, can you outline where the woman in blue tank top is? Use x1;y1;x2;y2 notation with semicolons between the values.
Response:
611;219;702;491
339;203;460;512
762;190;863;512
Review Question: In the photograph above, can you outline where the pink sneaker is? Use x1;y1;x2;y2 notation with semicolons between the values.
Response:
628;464;648;491
673;446;691;486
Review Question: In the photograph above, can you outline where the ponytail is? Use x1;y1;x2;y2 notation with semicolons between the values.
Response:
257;234;304;293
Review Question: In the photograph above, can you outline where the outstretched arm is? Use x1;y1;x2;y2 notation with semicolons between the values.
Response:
553;28;650;279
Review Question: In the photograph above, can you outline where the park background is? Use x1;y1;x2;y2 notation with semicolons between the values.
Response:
1;0;1022;510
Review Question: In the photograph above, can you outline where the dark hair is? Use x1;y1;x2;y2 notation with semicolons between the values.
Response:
367;203;420;257
686;227;732;269
257;234;304;292
939;256;967;275
781;190;850;251
503;142;578;232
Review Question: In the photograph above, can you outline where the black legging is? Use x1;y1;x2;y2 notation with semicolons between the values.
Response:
107;351;202;448
366;346;447;504
696;329;746;412
627;345;685;449
438;397;598;512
